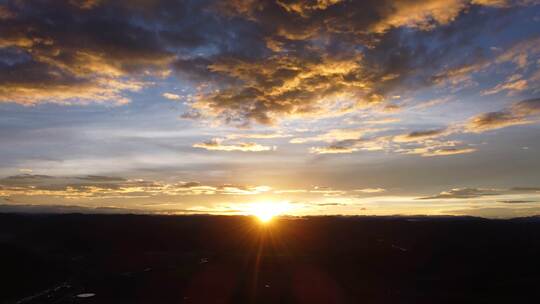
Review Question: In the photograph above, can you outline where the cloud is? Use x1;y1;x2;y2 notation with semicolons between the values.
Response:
419;185;540;200
193;139;275;152
178;181;202;188
181;0;533;125
481;74;528;96
466;98;540;132
393;128;449;143
0;0;221;106
510;187;540;192
187;54;370;125
418;187;502;199
310;186;346;196
76;175;126;182
0;2;173;105
225;0;509;35
290;128;379;144
512;98;540;116
0;174;274;199
226;132;292;139
0;5;15;20
2;174;54;180
0;0;535;128
369;0;470;33
355;188;386;193
309;145;358;154
162;93;181;100
275;0;344;16
0;204;144;214
433;35;540;92
309;132;475;157
216;184;272;195
466;111;530;132
419;147;477;157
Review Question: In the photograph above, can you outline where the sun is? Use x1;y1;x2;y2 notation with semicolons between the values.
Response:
255;211;274;223
247;201;291;224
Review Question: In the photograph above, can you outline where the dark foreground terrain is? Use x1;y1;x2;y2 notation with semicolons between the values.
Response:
1;214;540;303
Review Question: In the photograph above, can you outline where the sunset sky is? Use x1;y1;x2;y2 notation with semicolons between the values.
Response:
1;0;540;218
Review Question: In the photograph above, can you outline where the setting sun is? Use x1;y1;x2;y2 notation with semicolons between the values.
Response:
246;201;292;223
255;211;274;223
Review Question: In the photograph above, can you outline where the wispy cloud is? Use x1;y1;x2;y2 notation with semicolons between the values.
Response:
193;139;276;152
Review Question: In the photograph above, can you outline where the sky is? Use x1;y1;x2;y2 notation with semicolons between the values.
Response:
1;0;540;218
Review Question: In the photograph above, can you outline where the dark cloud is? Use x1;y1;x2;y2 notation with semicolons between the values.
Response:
0;0;533;125
186;0;529;125
0;0;230;105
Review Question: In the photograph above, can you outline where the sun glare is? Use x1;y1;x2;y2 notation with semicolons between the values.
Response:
247;201;291;224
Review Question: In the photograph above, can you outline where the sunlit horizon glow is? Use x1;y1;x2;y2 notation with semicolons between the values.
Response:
1;1;540;218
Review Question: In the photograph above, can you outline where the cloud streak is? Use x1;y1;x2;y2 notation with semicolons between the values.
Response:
193;139;276;152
